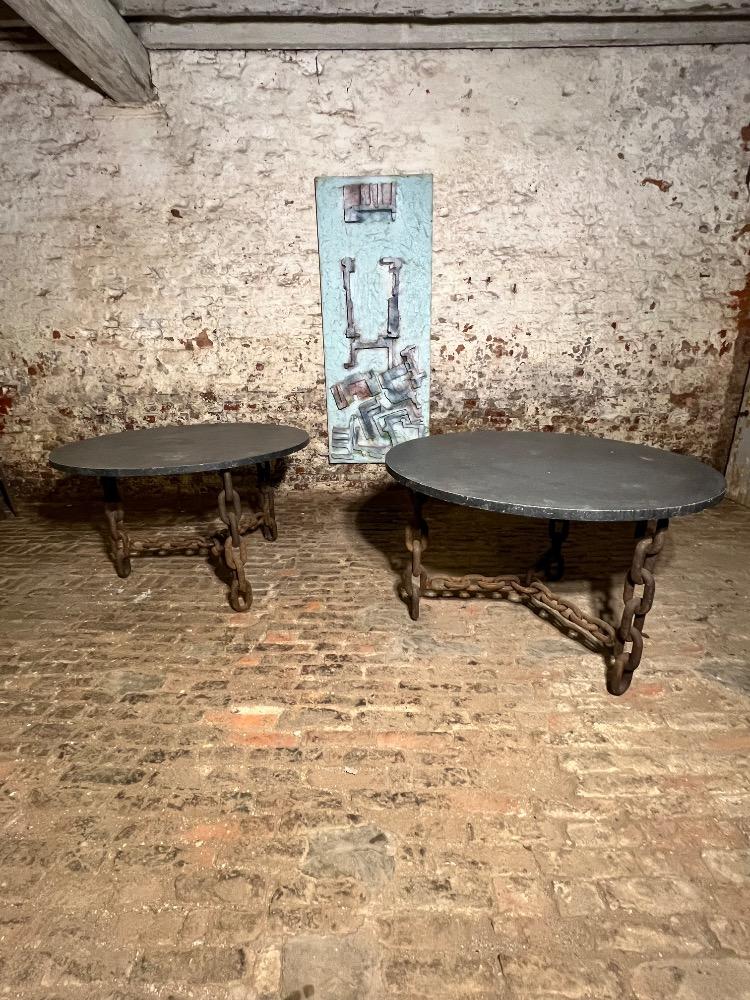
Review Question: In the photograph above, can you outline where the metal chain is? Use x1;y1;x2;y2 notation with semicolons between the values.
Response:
217;471;252;612
132;536;213;557
130;513;264;557
99;471;265;613
218;471;243;546
607;518;668;696
404;495;428;620
258;461;278;541
423;572;616;648
400;497;676;667
104;502;131;578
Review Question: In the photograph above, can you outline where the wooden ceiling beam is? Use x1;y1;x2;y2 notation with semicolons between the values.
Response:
132;15;750;48
4;0;154;103
113;0;750;16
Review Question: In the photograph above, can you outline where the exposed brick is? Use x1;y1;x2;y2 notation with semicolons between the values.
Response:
383;951;501;994
709;917;750;956
180;820;243;844
552;879;606;917
0;493;749;998
302;824;395;886
631;957;750;999
205;705;284;735
236;653;262;667
602;878;705;915
503;955;624;999
603;919;713;956
281;930;381;998
235;732;300;749
701;849;750;885
0;47;748;493
130;946;247;985
494;876;555;919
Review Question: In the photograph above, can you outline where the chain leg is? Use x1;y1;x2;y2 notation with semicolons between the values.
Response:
258;461;278;542
527;519;570;583
404;491;428;621
216;470;252;612
608;518;669;696
547;519;569;581
0;464;16;517
101;476;131;579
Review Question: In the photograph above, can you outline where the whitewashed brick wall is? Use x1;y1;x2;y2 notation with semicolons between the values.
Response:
1;46;748;491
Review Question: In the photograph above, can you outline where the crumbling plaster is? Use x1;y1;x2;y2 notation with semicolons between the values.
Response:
0;46;748;493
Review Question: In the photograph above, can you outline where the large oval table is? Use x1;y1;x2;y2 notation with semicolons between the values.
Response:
50;423;309;612
386;430;726;695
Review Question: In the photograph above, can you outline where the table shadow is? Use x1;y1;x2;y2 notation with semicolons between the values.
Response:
33;462;291;594
350;484;673;678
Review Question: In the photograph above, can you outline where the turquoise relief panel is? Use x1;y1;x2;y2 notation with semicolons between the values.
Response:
315;174;433;463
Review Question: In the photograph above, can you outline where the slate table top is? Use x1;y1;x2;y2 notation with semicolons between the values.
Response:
49;423;309;478
385;430;726;521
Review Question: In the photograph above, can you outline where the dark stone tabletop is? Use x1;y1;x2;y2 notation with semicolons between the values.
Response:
49;423;309;478
385;430;726;521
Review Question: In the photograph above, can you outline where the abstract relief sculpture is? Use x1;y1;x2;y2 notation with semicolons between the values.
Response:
315;175;433;463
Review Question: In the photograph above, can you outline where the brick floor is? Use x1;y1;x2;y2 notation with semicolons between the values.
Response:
0;485;749;999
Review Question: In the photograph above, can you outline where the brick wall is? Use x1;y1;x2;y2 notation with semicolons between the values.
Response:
1;46;748;493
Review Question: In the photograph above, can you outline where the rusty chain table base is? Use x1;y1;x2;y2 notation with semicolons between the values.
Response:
402;492;669;696
102;462;278;613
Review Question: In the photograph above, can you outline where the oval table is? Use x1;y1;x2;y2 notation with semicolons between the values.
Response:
50;423;309;612
385;430;726;695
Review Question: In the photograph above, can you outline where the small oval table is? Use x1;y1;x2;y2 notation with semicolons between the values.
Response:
386;430;726;695
50;423;309;612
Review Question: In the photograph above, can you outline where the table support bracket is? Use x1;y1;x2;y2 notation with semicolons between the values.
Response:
527;519;569;583
607;518;669;695
216;470;252;612
402;492;669;695
99;466;280;613
101;476;132;579
258;460;278;542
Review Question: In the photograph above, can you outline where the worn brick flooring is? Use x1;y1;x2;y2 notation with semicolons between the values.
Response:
1;486;749;999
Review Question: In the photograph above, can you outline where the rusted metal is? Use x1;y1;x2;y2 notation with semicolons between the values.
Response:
607;518;669;695
526;518;570;584
100;463;279;612
128;512;264;557
102;476;131;578
216;469;251;612
402;493;671;694
258;460;278;542
343;182;396;223
0;463;17;517
404;491;428;621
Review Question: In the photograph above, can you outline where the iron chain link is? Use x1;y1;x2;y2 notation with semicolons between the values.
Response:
608;519;668;695
258;461;278;541
423;572;616;648
105;503;131;578
404;500;429;620
403;498;669;688
218;472;243;548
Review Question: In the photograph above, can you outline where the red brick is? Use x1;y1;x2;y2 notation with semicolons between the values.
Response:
449;789;524;814
234;732;299;749
204;706;283;735
263;630;299;644
1;491;748;999
180;821;242;844
235;653;262;667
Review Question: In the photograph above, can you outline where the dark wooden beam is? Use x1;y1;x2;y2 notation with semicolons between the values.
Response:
5;0;153;103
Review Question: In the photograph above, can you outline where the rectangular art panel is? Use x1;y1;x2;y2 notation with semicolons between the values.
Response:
315;174;433;463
